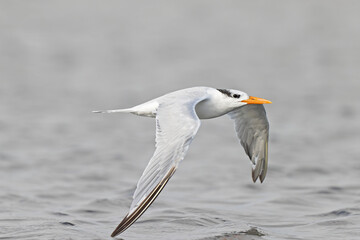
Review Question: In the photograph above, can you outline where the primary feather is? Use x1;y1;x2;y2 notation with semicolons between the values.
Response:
94;86;271;237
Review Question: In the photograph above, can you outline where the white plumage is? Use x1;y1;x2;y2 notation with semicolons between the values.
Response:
93;86;272;237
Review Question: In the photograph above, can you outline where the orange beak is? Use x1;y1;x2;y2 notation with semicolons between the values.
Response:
241;96;272;104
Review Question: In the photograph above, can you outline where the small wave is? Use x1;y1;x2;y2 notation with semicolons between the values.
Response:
51;211;69;216
289;167;329;176
313;208;360;217
321;210;351;217
314;186;344;195
169;216;226;227
60;221;75;226
200;227;265;240
87;198;118;207
74;209;108;215
315;219;351;226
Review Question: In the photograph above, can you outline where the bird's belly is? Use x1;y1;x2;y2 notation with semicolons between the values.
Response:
195;100;228;119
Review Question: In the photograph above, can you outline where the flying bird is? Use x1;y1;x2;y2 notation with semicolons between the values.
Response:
93;86;271;237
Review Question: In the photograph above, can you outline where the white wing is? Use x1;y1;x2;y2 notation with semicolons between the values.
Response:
229;104;269;183
111;93;208;237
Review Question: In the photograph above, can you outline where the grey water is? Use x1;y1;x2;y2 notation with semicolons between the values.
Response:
1;1;360;239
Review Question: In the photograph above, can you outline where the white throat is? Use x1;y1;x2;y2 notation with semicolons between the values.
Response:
195;89;239;119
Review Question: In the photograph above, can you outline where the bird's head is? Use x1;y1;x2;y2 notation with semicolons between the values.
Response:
217;88;272;108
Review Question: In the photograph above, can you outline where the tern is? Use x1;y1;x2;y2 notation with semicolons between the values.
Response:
93;86;271;237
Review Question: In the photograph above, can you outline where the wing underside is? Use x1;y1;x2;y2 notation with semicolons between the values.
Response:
111;166;176;237
229;104;269;183
111;89;209;237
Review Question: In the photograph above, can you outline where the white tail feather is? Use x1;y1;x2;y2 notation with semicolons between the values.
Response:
92;108;133;114
93;100;158;117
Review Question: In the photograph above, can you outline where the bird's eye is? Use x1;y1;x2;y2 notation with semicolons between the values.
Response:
233;94;240;98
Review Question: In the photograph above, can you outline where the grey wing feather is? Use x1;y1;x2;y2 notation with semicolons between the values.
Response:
130;96;206;211
229;104;269;183
111;92;208;237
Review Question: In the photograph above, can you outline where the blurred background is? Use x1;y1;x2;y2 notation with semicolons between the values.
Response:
0;1;359;240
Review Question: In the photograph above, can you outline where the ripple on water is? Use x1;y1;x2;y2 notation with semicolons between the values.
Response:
60;221;75;226
51;211;69;216
315;219;351;226
319;209;352;217
200;227;265;240
311;207;360;217
74;209;108;215
308;207;359;228
169;216;226;227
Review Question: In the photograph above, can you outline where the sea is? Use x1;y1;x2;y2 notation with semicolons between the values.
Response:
1;1;360;239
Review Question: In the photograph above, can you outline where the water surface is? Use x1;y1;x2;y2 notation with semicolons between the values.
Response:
1;1;360;239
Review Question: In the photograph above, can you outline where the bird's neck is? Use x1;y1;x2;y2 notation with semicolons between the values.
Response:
195;97;233;119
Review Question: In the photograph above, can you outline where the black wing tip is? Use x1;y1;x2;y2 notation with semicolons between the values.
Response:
252;157;268;183
252;171;266;183
252;170;259;183
259;170;266;183
111;229;123;237
111;214;129;237
260;177;265;183
111;229;122;237
110;167;177;237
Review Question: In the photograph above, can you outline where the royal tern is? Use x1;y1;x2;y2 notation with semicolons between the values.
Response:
93;86;271;237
